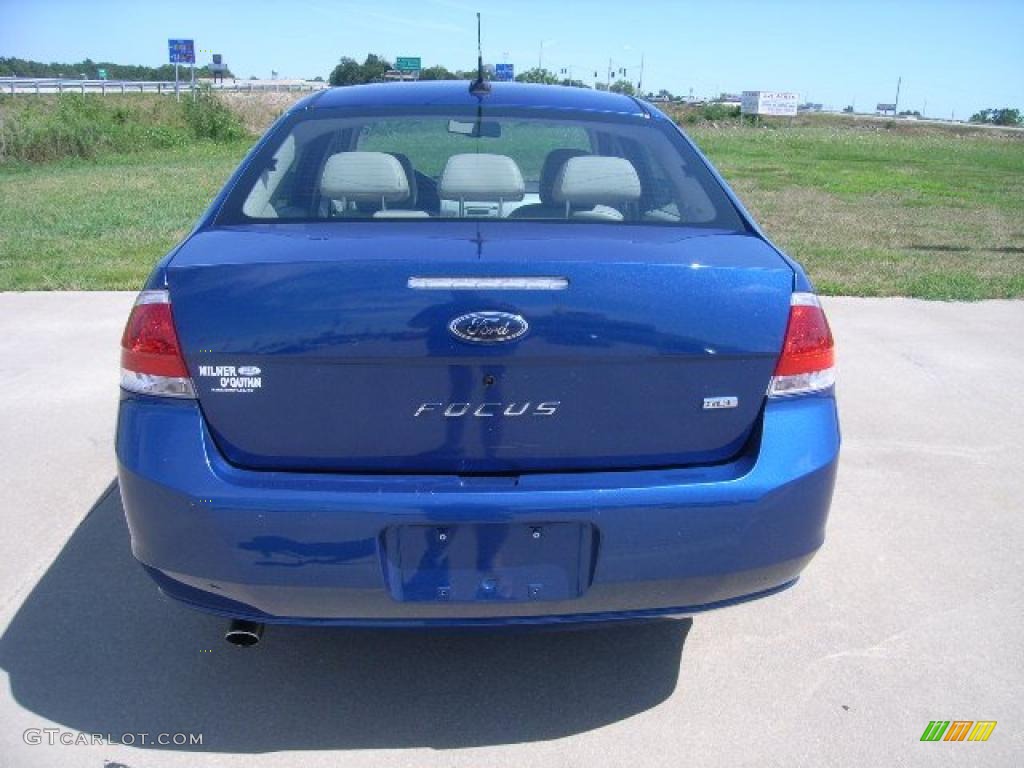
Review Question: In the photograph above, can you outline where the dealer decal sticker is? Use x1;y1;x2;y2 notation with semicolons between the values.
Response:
198;365;262;393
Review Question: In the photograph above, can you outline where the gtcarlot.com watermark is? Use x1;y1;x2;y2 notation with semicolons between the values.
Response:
24;728;203;747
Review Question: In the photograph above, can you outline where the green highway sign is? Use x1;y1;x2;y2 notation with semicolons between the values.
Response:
396;57;421;72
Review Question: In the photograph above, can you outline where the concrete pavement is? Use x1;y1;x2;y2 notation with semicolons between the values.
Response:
0;292;1021;767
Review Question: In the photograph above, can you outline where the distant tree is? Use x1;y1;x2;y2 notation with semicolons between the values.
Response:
419;65;457;80
515;67;559;85
655;88;675;101
0;55;228;80
360;53;392;82
843;105;854;113
898;110;921;117
609;79;635;96
969;107;1022;126
996;108;1022;125
559;78;588;88
328;54;393;86
329;57;362;86
594;82;609;91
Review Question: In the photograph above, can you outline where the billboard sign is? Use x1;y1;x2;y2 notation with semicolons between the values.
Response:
495;63;514;82
168;39;196;65
396;57;421;72
741;91;798;117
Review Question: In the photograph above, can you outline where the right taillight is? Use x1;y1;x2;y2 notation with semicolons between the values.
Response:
768;292;835;397
120;289;195;399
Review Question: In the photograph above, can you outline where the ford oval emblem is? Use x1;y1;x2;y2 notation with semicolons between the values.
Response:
448;311;528;344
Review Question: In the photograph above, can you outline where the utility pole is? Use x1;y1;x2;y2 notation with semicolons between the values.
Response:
607;58;612;89
638;53;644;94
895;75;901;114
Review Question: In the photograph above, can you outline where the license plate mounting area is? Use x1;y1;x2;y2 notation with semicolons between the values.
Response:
383;522;595;603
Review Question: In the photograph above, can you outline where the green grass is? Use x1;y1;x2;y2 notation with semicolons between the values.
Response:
688;124;1024;299
0;91;246;163
0;142;251;289
1;97;1022;298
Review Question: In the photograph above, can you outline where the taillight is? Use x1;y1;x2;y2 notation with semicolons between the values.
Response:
768;292;835;397
120;290;195;398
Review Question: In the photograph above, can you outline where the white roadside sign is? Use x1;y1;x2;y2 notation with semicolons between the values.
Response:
741;91;799;117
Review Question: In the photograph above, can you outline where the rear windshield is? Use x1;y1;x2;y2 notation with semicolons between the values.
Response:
218;107;745;230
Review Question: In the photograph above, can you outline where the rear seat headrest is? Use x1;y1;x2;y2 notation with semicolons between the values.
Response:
321;151;409;202
439;154;525;201
552;156;642;207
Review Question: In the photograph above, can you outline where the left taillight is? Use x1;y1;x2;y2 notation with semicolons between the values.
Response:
120;289;195;398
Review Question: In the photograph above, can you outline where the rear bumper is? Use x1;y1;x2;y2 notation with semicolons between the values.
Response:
116;393;839;626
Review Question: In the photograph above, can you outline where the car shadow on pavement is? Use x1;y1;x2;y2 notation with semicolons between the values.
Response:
0;482;690;752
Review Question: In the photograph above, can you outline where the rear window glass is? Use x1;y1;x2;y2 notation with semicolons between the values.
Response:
222;108;744;230
358;119;591;180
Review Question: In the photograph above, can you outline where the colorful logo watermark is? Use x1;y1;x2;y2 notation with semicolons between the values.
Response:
921;721;997;742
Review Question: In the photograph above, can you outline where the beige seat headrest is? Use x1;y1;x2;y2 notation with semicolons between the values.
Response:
551;156;641;207
439;153;525;201
321;151;410;203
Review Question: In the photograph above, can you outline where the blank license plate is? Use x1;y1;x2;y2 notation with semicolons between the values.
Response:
384;522;594;603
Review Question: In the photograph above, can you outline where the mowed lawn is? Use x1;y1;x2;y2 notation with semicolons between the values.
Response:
1;119;1022;297
693;123;1024;299
0;142;251;290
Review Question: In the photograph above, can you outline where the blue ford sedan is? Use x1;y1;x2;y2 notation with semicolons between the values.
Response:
116;82;839;644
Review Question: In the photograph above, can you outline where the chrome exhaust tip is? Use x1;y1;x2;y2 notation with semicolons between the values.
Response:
224;619;264;647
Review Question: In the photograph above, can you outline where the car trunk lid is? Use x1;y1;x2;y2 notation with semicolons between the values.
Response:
167;222;793;473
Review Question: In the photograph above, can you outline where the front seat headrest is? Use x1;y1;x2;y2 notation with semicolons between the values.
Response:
551;156;642;208
539;148;590;205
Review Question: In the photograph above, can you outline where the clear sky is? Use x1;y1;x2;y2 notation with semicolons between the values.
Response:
3;0;1022;119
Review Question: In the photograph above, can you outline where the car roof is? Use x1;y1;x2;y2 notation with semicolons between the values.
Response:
308;81;648;117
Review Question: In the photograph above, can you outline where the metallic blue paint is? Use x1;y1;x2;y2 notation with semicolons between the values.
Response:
118;82;840;626
311;81;647;116
116;391;838;625
167;224;793;473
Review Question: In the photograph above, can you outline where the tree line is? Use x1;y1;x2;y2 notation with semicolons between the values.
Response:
0;57;232;81
969;108;1022;126
328;53;640;95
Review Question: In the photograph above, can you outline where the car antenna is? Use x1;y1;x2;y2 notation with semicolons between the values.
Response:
469;12;491;95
